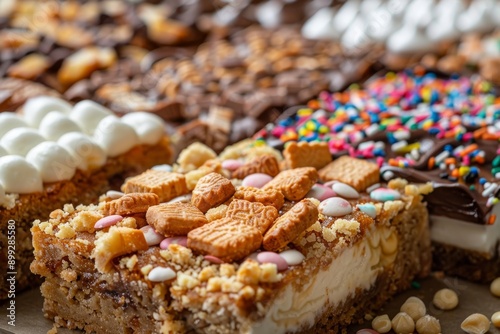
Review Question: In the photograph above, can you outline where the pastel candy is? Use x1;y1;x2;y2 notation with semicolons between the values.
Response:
94;215;123;229
222;159;243;171
148;267;176;282
106;190;124;200
204;255;224;264
306;184;336;201
370;188;401;202
140;225;164;246
257;251;288;271
160;236;188;249
357;203;377;218
332;182;360;199
319;197;353;217
242;173;273;188
152;164;172;172
323;180;337;188
356;330;380;334
279;249;305;266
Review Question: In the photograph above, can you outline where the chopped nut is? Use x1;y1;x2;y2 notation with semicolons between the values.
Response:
371;314;391;333
198;267;216;282
237;260;261;285
220;264;236;277
491;311;500;328
177;142;217;173
433;288;459;310
490;277;500;297
55;224;76;239
177;273;200;289
461;313;491;334
93;227;148;273
400;296;426;321
206;277;223;292
391;312;415;334
415;315;441;334
259;263;281;283
205;204;228;222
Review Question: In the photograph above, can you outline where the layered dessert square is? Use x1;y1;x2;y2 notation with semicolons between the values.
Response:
0;95;172;298
31;142;431;333
255;69;500;282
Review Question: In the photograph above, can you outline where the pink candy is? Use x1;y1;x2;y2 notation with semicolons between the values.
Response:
257;251;288;271
222;159;243;171
242;173;273;188
94;215;123;229
140;226;164;246
204;255;224;264
306;184;336;201
318;197;352;217
160;236;188;249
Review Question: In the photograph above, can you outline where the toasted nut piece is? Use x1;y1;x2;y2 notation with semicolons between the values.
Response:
191;173;235;213
232;155;280;179
433;288;459;310
176;142;217;173
415;315;441;334
263;199;318;252
461;313;491;334
187;218;262;262
263;167;318;201
225;199;278;235
233;186;285;210
146;202;208;236
400;296;426;321
319;156;379;192
122;170;188;202
391;312;415;334
490;277;500;297
491;311;500;328
205;204;228;222
93;227;148;273
283;141;332;169
104;193;159;215
371;314;391;333
8;54;50;80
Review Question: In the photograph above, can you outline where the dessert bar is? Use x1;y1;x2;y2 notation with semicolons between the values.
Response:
31;141;432;333
255;69;500;282
0;95;172;298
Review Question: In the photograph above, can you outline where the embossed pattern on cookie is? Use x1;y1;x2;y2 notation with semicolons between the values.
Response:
319;156;379;192
225;199;278;235
283;141;332;169
104;193;159;216
232;154;280;179
121;170;188;202
191;172;235;213
263;199;319;252
187;218;262;262
263;167;318;201
233;186;285;210
146;202;208;236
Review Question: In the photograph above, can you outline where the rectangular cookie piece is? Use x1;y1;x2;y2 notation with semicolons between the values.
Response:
31;166;431;333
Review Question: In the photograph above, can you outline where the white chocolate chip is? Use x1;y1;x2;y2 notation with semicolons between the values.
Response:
392;312;415;334
433;288;459;310
490;277;500;297
400;296;426;321
371;314;391;333
491;311;500;328
461;313;491;334
415;315;441;334
148;267;176;282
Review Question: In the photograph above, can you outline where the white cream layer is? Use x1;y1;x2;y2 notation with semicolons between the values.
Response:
247;226;397;334
430;204;500;256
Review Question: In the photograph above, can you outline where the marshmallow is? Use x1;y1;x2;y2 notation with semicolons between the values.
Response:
301;8;337;40
121;112;164;145
26;142;76;183
0;155;43;193
39;112;83;141
22;96;72;127
93;116;139;157
70;100;114;135
58;132;106;171
0;112;28;137
1;127;46;156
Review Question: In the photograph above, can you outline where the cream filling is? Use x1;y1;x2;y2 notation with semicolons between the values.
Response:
430;204;500;255
247;226;397;334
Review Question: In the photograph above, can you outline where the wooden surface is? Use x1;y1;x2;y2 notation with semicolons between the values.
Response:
0;276;499;333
